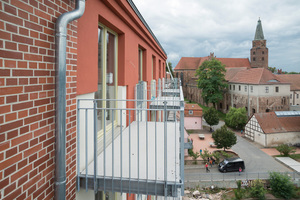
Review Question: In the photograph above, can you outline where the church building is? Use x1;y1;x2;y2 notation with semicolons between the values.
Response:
174;19;291;116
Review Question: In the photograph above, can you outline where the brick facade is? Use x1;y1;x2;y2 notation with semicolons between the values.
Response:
0;0;77;199
250;40;268;68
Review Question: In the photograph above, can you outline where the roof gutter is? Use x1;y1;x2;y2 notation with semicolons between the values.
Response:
55;0;85;199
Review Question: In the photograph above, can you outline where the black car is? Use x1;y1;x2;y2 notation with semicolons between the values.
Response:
218;157;245;173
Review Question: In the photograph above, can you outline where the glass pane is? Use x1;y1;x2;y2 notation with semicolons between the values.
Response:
96;27;103;131
106;31;116;125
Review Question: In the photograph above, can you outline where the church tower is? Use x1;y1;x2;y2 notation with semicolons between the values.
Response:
250;18;268;68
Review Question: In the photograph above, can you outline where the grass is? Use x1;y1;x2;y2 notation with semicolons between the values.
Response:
185;98;226;121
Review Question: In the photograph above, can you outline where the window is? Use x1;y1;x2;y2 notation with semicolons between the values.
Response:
244;86;247;92
262;51;264;54
265;86;269;93
262;57;264;61
152;55;156;80
253;57;256;61
158;60;161;78
189;110;193;115
233;85;235;90
239;85;241;91
297;94;299;99
250;86;253;93
230;85;232;90
290;94;292;98
95;25;118;131
253;51;255;55
275;86;279;92
138;47;146;81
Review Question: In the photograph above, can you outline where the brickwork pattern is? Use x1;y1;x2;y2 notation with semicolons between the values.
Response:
0;0;78;199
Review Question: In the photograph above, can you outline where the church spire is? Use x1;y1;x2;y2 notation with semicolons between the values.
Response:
254;18;264;40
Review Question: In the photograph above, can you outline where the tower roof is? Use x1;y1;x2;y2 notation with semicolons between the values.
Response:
254;18;265;40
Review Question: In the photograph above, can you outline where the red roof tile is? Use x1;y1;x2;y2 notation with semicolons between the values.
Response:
185;103;202;110
229;68;288;84
174;57;202;70
254;112;300;134
276;74;300;91
174;56;251;70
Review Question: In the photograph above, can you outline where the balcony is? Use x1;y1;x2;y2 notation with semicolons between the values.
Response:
77;78;185;198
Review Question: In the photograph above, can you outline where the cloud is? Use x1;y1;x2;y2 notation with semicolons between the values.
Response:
133;0;300;72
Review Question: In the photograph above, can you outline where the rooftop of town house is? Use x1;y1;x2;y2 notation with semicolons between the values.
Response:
229;68;289;85
276;74;300;91
184;103;202;111
254;112;300;134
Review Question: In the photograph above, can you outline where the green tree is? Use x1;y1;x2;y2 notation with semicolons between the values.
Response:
269;172;296;199
225;107;248;130
268;66;277;73
195;58;227;107
276;144;296;157
212;125;237;151
203;107;219;131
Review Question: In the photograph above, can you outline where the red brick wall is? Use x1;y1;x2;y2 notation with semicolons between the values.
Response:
0;0;78;199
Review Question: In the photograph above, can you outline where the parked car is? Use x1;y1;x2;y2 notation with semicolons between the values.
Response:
218;157;245;173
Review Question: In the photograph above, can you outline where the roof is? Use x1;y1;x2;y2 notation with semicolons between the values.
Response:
276;74;300;91
228;68;288;85
254;18;265;40
254;112;300;134
185;103;202;111
174;57;202;70
174;56;250;71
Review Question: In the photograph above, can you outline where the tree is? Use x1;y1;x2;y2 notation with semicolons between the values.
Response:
276;144;296;157
225;107;248;130
269;172;296;199
203;107;219;131
212;125;237;151
166;61;174;77
195;58;227;107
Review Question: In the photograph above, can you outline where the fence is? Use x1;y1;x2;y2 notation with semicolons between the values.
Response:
185;172;300;188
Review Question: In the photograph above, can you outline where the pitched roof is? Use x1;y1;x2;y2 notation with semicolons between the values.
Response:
185;103;202;111
254;112;300;134
174;57;202;70
228;68;288;84
276;74;300;91
254;18;265;40
174;56;250;70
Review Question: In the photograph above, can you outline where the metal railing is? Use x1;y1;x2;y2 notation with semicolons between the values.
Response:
77;79;185;198
185;171;300;188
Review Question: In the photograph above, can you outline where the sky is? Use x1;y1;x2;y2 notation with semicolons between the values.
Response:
133;0;300;72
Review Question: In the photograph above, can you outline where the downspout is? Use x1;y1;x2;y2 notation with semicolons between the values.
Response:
55;0;85;199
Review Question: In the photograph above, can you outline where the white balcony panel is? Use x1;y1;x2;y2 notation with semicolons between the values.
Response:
81;121;180;183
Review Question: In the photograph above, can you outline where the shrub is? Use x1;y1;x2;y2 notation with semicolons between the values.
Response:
234;180;244;200
200;148;210;162
250;179;266;200
212;151;221;164
276;144;296;157
269;172;295;199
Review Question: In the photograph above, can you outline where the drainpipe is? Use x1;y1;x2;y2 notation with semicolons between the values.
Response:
55;0;85;199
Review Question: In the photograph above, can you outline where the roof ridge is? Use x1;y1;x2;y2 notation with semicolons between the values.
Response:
257;68;264;84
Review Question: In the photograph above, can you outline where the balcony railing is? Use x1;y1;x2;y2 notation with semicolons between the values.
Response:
77;78;185;198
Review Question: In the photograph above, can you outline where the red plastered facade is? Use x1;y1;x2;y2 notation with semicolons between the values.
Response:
0;0;166;199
